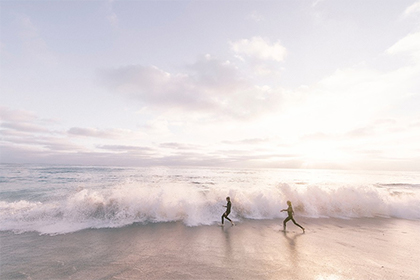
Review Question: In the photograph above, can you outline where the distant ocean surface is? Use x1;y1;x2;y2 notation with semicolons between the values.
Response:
1;164;419;235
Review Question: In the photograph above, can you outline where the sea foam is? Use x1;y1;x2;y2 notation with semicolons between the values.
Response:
1;180;419;234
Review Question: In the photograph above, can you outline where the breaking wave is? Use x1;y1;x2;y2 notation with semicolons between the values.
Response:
1;182;419;234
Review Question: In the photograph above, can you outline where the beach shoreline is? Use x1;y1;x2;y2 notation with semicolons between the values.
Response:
1;217;419;280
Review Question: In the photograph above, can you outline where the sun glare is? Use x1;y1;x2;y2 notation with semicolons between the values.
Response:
299;141;351;169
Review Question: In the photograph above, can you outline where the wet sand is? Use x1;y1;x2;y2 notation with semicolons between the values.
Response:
1;217;419;279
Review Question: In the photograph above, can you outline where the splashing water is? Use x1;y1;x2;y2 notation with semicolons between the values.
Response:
1;165;419;234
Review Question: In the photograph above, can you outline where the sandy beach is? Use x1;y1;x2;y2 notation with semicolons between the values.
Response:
1;217;419;280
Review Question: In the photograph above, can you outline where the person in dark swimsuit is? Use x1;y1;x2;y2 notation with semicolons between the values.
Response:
281;200;305;232
222;197;235;226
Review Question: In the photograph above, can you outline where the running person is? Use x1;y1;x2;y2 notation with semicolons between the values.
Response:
281;200;305;232
221;197;235;226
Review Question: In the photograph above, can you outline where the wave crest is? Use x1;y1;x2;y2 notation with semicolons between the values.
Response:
1;182;419;234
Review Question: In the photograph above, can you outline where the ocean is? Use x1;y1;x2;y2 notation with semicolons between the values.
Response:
1;164;419;234
1;164;420;279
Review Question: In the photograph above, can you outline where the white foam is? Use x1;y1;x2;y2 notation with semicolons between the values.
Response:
1;181;419;234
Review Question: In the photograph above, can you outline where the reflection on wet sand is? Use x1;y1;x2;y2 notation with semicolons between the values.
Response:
282;231;305;279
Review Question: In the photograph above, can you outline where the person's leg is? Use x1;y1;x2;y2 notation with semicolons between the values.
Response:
291;217;305;232
221;213;225;224
283;216;291;231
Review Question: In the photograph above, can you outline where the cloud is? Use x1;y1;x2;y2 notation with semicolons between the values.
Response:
68;127;125;139
1;131;85;154
97;145;154;153
344;120;398;139
0;106;55;134
403;1;420;17
0;108;87;163
0;139;303;168
300;132;330;141
159;142;200;150
386;31;420;61
230;37;287;62
0;106;37;123
100;55;284;120
312;58;419;127
222;138;269;145
42;140;83;152
1;122;50;134
187;54;245;92
101;64;205;108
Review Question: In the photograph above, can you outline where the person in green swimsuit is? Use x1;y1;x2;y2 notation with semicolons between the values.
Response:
222;197;235;226
281;200;305;232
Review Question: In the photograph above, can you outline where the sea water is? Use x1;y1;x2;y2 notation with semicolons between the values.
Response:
1;164;419;235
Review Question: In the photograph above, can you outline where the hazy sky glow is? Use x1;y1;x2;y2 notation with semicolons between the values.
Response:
1;0;420;170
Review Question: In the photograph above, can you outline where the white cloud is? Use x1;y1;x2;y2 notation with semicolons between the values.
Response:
403;1;420;17
310;66;416;130
1;122;50;134
101;65;199;107
97;145;154;153
0;106;56;134
0;106;37;123
101;55;284;120
386;31;420;61
230;37;287;62
68;127;128;139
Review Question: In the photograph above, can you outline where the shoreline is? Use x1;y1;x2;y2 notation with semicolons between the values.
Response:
1;217;420;279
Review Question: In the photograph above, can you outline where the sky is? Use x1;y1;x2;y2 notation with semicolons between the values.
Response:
1;0;420;171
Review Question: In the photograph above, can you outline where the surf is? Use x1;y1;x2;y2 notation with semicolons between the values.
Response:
1;179;419;235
